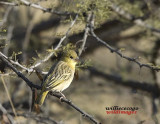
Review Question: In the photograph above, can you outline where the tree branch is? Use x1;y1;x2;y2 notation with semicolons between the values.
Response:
0;52;41;90
50;92;101;124
89;13;160;71
110;3;160;34
0;103;15;124
91;29;160;71
0;6;12;27
0;1;18;6
78;12;94;56
0;14;78;76
0;1;73;16
55;14;78;50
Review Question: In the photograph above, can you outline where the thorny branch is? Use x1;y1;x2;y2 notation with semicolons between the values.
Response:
110;3;160;36
78;12;93;56
55;14;78;50
25;13;78;72
0;52;41;90
0;0;72;16
89;13;160;71
50;92;100;124
0;14;78;76
90;30;160;71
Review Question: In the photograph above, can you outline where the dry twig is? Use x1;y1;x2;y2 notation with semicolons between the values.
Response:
0;0;72;16
89;13;160;71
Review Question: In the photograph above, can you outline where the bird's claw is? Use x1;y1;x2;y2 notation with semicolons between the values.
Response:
60;96;64;102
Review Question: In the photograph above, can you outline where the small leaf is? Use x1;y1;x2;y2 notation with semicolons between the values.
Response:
146;63;154;66
120;48;126;52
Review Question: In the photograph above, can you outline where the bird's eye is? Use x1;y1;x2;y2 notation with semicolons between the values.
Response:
70;56;73;59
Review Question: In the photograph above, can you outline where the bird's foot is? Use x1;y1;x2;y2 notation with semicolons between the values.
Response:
59;92;66;102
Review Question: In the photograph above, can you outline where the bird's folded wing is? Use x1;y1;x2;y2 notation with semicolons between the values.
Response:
44;62;72;91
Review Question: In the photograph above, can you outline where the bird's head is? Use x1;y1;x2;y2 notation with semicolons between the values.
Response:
62;50;79;68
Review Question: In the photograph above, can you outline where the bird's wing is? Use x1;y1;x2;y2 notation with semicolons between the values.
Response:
42;61;58;82
44;61;72;91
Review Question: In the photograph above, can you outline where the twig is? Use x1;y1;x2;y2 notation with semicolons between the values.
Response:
150;40;160;82
0;2;18;6
0;14;78;75
0;103;16;124
78;12;94;56
0;52;41;90
50;92;101;124
0;6;12;27
91;30;160;71
29;14;78;70
0;52;33;72
3;25;14;56
0;1;72;16
151;96;159;124
55;14;78;50
1;76;17;119
89;14;160;71
0;51;46;75
110;3;160;33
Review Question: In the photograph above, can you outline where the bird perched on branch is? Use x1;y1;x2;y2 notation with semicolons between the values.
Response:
36;49;79;106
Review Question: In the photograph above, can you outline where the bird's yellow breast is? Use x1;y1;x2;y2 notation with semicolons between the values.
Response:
62;57;77;69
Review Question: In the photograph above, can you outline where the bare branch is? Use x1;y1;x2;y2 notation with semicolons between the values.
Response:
1;77;17;118
0;2;18;7
0;52;34;73
29;14;78;70
89;13;160;71
0;6;12;27
50;92;101;124
78;12;94;56
0;1;72;16
91;30;160;71
55;14;78;50
0;103;16;124
110;3;160;34
0;52;41;90
0;14;78;75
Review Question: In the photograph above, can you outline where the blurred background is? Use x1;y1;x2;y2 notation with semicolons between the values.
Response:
0;0;160;124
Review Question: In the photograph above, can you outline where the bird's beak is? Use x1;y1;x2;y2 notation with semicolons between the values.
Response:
75;57;79;62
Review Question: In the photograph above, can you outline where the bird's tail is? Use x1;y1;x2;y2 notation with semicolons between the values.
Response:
36;90;49;106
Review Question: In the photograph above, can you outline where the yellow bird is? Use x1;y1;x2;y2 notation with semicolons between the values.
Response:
36;50;78;106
